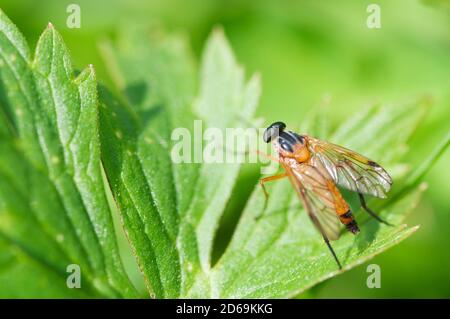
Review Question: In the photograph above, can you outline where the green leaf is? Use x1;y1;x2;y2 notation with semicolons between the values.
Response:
189;101;432;298
209;190;421;298
1;8;445;298
98;25;260;298
0;10;137;298
97;23;442;299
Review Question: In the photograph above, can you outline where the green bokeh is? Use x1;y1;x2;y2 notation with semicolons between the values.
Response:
2;0;449;297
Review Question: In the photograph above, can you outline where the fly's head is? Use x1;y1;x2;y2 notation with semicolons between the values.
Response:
263;121;310;162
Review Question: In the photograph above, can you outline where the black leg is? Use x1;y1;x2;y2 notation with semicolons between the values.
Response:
358;193;392;226
323;236;342;270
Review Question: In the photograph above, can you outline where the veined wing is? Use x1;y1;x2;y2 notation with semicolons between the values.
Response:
286;162;343;241
306;136;393;198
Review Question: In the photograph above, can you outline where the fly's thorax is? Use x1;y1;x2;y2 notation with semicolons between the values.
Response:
273;131;310;163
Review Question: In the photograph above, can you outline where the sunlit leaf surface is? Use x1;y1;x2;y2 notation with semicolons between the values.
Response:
0;10;136;298
0;8;447;298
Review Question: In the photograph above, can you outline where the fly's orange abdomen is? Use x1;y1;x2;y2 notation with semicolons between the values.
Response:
327;180;360;234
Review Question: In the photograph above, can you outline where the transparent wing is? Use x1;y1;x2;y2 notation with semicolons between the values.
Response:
290;164;342;241
306;136;392;198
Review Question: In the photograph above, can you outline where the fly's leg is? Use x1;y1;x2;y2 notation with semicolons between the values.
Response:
254;150;285;220
308;208;343;270
323;235;343;270
256;150;283;201
358;193;393;226
255;173;288;220
259;173;288;201
311;211;343;269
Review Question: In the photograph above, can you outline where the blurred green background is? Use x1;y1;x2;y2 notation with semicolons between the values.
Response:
2;0;449;298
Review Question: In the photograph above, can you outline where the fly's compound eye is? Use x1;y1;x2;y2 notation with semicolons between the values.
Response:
280;140;293;152
263;121;286;143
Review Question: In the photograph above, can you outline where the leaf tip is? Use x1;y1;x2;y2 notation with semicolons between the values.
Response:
212;25;225;37
88;64;97;80
47;22;54;29
250;72;262;86
401;224;420;235
252;71;262;81
208;25;231;51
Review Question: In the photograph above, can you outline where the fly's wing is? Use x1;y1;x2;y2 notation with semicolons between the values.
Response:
306;136;393;198
289;164;342;241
